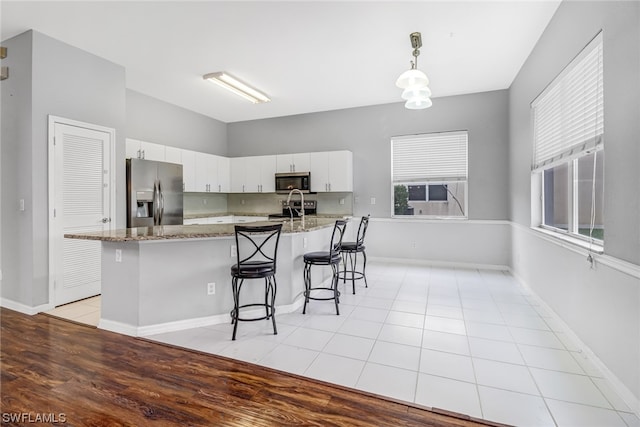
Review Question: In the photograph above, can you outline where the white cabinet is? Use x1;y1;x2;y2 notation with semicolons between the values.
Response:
194;153;229;193
231;155;276;193
276;153;311;173
164;146;182;164
181;149;196;192
126;139;166;161
310;150;353;192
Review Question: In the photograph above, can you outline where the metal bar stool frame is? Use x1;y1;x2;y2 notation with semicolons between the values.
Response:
230;223;283;340
339;215;370;294
302;219;348;315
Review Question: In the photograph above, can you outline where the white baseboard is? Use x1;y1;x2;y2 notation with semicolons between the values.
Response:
0;298;53;315
509;268;640;417
368;256;509;272
99;297;307;338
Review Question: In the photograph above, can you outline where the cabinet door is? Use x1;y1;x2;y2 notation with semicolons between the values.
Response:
292;152;311;172
230;157;247;193
181;150;196;192
309;152;330;192
140;141;166;161
125;139;142;159
216;156;230;193
195;153;216;192
244;157;262;192
260;155;277;192
327;151;353;192
276;154;294;173
165;146;182;164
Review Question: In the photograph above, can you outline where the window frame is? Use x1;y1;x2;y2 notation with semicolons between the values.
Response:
391;130;468;220
538;149;604;246
531;31;604;248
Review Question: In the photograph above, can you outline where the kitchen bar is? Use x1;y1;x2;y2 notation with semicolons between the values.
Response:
65;218;349;337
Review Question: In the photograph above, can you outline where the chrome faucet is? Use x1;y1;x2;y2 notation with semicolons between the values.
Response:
286;189;305;224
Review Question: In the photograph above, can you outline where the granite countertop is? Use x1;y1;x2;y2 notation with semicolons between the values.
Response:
64;217;343;242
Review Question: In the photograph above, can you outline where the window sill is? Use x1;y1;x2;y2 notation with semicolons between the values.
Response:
531;226;604;254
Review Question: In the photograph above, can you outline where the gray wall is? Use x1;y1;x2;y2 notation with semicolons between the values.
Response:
1;30;126;306
509;1;640;403
228;90;509;221
126;90;227;156
509;0;640;265
1;31;34;304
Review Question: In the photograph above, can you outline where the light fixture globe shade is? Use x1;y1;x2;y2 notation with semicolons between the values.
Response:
395;69;429;89
401;86;432;100
405;96;433;110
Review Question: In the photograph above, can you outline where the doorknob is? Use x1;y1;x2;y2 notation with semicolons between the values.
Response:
101;217;111;223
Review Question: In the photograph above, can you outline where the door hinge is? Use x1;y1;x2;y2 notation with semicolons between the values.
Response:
53;208;57;218
53;136;56;146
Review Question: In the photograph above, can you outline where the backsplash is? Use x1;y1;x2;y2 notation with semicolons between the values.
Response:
185;192;353;216
227;192;353;215
184;193;228;215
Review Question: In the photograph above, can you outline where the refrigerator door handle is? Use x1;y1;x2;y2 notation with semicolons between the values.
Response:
153;179;160;224
158;180;165;224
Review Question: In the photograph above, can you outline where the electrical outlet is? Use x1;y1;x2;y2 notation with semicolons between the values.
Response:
115;249;122;262
230;245;236;257
241;199;245;205
411;241;417;249
19;199;25;211
339;198;345;205
207;282;216;295
370;197;376;205
303;237;308;248
202;198;207;205
354;196;360;204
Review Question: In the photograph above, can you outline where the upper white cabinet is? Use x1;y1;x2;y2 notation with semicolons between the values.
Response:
276;153;311;173
231;155;276;193
128;140;353;194
164;146;182;164
181;149;229;193
194;153;229;193
310;150;353;192
181;149;196;191
126;139;166;161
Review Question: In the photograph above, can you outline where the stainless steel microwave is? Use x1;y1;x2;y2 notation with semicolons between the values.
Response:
275;172;311;193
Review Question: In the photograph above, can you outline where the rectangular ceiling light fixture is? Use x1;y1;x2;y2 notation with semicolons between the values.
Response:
203;72;270;104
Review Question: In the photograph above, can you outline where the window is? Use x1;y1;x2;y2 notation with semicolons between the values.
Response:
532;32;604;244
391;131;468;218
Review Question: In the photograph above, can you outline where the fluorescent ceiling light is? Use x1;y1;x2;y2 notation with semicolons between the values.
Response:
203;72;270;104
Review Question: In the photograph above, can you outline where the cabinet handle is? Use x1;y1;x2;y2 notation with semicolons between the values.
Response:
142;150;145;159
328;183;331;191
218;184;221;192
243;184;245;192
137;149;141;159
292;164;295;172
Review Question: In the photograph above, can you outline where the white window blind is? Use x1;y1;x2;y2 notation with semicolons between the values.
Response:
532;32;603;171
392;131;468;182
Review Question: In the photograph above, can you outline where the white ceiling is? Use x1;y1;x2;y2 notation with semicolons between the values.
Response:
1;1;560;123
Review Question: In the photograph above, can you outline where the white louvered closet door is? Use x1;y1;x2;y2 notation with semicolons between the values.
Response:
53;123;112;306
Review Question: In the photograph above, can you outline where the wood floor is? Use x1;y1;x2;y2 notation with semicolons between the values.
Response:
0;308;506;426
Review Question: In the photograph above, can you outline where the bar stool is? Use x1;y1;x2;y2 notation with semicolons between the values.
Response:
339;215;370;294
230;223;283;340
303;219;347;315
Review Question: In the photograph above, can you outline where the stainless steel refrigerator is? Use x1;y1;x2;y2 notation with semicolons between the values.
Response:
126;158;183;227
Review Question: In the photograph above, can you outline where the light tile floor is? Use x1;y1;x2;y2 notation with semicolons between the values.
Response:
58;261;640;427
45;295;101;327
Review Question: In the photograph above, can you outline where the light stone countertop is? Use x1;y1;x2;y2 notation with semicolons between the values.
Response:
64;217;343;242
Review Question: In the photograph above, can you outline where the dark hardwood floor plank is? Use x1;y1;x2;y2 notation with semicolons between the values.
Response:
1;308;506;427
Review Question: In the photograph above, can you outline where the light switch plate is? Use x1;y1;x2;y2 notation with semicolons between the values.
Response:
370;197;376;205
115;249;122;262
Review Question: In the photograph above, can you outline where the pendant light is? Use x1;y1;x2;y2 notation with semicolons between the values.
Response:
396;32;432;110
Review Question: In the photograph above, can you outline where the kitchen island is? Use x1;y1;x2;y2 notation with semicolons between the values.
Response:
65;218;348;337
